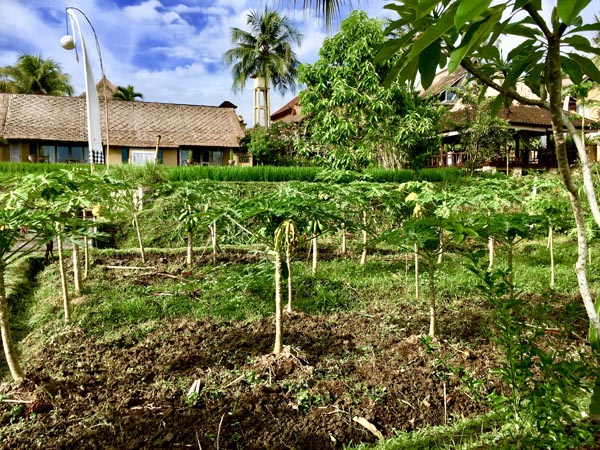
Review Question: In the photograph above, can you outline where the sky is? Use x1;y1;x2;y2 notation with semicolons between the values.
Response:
0;0;387;126
0;1;598;127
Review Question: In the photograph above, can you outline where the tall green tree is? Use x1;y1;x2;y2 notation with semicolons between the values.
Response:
112;84;143;101
298;10;442;170
379;0;600;346
0;53;74;96
223;8;303;128
379;0;600;420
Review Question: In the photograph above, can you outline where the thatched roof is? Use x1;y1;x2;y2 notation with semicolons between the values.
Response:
79;75;118;101
0;93;245;148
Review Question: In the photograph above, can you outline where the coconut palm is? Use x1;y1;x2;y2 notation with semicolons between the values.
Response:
291;0;349;30
223;8;303;128
113;85;143;101
0;53;73;96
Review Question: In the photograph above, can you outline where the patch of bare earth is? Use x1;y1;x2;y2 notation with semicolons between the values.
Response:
0;307;502;449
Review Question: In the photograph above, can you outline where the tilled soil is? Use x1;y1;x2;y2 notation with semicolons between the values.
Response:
0;308;500;450
0;251;591;449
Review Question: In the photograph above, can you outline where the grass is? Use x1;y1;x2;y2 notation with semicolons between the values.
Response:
3;169;600;448
0;161;478;184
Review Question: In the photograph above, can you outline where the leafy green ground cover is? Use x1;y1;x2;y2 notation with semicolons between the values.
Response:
0;170;598;449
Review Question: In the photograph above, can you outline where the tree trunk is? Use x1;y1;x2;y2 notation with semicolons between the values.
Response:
437;231;444;264
72;242;82;295
360;210;367;265
273;251;283;354
547;37;600;337
186;230;193;269
549;226;555;290
488;237;494;270
57;235;71;322
414;243;419;299
562;114;600;230
0;264;24;382
286;248;293;313
311;232;318;275
83;235;89;280
133;212;146;263
211;221;217;264
428;259;436;338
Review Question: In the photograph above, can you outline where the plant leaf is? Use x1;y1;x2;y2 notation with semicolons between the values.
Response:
419;39;442;89
567;53;600;84
556;0;589;26
455;0;492;29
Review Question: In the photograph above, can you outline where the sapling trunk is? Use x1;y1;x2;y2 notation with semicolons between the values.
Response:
286;248;293;313
488;237;494;270
360;210;367;265
186;230;193;268
437;231;444;264
273;251;283;354
547;44;600;337
414;243;419;299
72;242;82;295
211;221;218;263
311;232;318;275
549;226;555;289
57;235;71;322
133;212;146;263
0;264;24;382
341;223;346;254
83;235;89;280
428;258;436;338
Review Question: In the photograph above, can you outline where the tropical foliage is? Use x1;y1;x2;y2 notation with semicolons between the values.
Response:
297;11;443;170
223;8;303;126
112;84;143;101
378;0;600;347
0;53;73;96
240;121;299;165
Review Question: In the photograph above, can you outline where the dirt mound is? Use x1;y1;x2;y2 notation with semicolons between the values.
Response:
0;312;497;449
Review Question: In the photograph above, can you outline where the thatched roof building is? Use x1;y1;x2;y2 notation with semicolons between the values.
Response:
0;92;250;166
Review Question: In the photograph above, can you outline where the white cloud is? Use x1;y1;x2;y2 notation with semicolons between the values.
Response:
124;0;163;22
18;0;578;127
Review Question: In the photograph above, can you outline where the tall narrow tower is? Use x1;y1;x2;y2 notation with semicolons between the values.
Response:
253;76;270;128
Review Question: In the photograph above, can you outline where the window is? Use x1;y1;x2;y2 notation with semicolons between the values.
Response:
130;149;155;165
239;155;250;163
40;144;89;163
179;149;191;165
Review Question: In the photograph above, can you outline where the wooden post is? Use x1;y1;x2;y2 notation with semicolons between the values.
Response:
153;135;161;166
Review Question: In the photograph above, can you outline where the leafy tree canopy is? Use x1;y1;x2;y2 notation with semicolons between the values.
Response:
0;53;74;96
113;85;143;101
223;8;303;95
298;10;443;170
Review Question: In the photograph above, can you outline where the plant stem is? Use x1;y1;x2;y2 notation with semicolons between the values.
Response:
0;264;24;382
273;251;282;354
72;242;81;295
186;230;193;269
57;235;71;322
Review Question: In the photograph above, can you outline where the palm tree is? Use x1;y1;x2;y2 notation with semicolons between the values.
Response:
0;53;73;96
112;85;144;101
290;1;349;31
223;8;303;128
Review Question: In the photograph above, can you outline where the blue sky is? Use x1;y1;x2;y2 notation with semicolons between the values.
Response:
0;0;385;125
1;1;598;126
